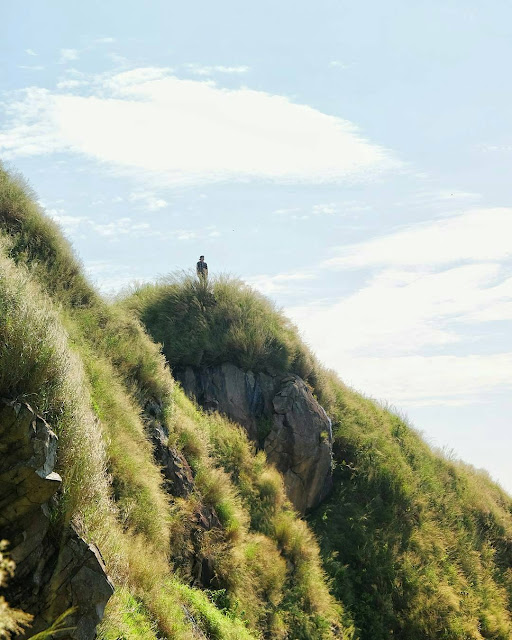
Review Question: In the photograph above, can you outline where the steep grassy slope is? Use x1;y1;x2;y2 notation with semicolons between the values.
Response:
0;166;350;639
122;273;334;407
315;389;512;639
127;275;512;640
3;163;512;640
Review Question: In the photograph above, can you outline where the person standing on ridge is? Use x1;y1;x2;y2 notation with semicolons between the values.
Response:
196;255;208;280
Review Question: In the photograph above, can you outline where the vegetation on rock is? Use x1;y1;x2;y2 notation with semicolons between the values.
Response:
0;542;32;638
0;165;347;639
129;274;512;640
2;163;512;639
122;274;333;404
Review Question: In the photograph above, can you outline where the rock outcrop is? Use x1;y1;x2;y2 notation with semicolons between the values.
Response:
0;399;113;640
266;375;333;513
177;364;333;513
144;398;195;498
180;364;275;443
143;398;221;587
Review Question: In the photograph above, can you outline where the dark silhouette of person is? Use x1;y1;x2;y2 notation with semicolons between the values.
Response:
196;255;208;280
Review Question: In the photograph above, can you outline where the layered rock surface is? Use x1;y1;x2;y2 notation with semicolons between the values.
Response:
177;364;333;513
0;399;113;640
143;398;222;588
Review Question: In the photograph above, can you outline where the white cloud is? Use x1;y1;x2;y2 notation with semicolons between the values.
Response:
249;272;315;295
91;217;151;237
85;260;150;293
460;275;512;322
25;49;38;56
334;353;512;407
0;88;68;156
479;144;512;153
0;67;398;187
186;64;250;76
312;203;337;215
173;230;195;241
286;215;512;405
47;209;90;234
274;207;301;215
59;48;79;63
324;208;512;269
64;68;85;78
47;208;155;239
435;189;481;201
329;60;350;69
404;189;481;208
128;191;168;210
56;79;88;90
46;204;200;243
107;52;130;67
94;37;116;44
289;263;511;359
273;207;309;220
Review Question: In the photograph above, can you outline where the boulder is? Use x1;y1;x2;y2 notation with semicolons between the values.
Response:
0;399;62;528
26;527;114;640
177;366;333;513
265;376;332;512
180;363;275;442
0;399;113;640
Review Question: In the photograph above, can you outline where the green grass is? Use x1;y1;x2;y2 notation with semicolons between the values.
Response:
97;589;159;640
0;542;33;638
127;262;512;640
0;168;96;308
169;390;347;638
311;386;512;639
172;580;258;640
0;163;347;639
4;162;512;640
121;273;334;404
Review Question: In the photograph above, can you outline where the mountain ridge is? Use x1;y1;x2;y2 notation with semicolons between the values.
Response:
1;165;512;640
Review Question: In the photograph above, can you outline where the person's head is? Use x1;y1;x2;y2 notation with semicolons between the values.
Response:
199;255;204;261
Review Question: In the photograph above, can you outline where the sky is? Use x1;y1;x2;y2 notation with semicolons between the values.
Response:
2;1;512;491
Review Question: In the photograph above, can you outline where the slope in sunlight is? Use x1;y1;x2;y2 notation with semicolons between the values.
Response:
0;166;350;640
126;273;512;640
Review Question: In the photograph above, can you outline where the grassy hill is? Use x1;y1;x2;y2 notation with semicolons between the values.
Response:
1;164;512;640
125;275;512;640
0;166;349;639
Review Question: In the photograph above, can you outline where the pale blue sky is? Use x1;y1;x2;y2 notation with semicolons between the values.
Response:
2;1;512;491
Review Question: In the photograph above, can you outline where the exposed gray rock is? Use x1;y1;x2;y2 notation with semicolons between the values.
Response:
180;363;275;442
25;527;114;640
144;398;194;498
142;398;221;588
266;376;333;513
0;399;113;640
0;400;62;529
177;366;333;513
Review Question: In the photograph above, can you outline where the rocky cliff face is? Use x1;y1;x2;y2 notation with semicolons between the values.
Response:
143;398;223;589
177;364;333;513
0;399;113;640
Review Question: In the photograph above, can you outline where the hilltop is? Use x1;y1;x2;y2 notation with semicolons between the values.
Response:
1;164;512;640
124;270;512;640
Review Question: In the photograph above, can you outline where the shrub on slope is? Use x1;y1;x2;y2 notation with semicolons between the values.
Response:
0;542;32;638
